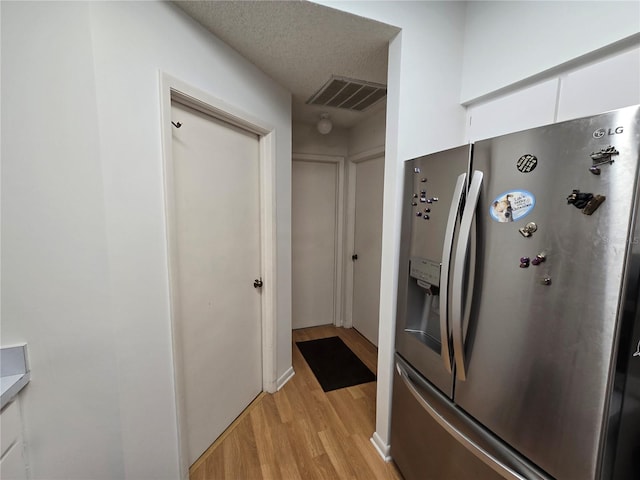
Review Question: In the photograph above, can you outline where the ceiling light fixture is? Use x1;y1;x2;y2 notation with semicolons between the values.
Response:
317;113;333;135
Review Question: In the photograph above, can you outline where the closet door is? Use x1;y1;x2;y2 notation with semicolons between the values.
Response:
292;160;338;329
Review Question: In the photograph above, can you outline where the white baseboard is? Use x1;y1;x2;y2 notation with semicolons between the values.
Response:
370;431;392;462
276;366;295;391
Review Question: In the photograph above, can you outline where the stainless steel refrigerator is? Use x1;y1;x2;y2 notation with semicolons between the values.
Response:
391;105;640;480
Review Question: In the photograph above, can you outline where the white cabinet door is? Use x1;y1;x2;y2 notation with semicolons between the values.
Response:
0;401;27;480
557;47;640;121
0;443;27;480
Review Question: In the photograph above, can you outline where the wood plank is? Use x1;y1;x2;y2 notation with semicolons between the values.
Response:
201;443;225;480
221;419;262;480
318;428;359;479
250;398;282;480
271;423;304;480
288;415;325;459
327;388;375;436
352;433;403;480
189;463;206;480
189;325;402;480
189;391;266;474
283;419;326;480
273;387;295;424
340;431;381;480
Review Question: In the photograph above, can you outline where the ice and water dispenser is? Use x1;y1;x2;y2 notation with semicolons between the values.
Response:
404;257;442;352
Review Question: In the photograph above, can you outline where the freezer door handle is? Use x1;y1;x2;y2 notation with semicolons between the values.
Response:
396;358;549;480
452;170;483;381
439;172;467;373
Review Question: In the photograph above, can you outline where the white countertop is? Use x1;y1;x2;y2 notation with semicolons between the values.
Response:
0;373;30;409
0;345;30;409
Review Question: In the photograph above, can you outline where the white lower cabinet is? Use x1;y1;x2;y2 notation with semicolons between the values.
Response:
1;442;27;480
0;400;28;480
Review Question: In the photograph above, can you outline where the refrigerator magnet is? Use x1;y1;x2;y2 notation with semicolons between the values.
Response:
489;190;536;223
516;154;538;173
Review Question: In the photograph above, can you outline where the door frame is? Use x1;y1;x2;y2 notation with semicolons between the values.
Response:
292;153;345;327
344;146;385;329
159;72;278;477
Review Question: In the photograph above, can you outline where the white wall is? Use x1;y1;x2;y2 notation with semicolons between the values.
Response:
317;1;468;157
1;2;292;479
315;0;640;462
1;3;125;478
315;0;468;457
292;122;349;157
348;106;386;157
461;1;640;103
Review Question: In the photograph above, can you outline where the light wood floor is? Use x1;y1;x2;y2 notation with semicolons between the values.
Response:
190;325;403;480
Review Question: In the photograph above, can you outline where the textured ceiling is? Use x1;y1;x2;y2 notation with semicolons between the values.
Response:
174;1;400;128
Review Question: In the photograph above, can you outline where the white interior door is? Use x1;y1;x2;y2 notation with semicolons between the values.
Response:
291;160;338;329
352;155;384;346
170;100;262;465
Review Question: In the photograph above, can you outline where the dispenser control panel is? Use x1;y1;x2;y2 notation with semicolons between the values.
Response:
409;257;441;287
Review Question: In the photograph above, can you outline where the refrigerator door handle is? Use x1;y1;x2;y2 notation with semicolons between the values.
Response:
452;170;483;381
439;172;467;373
396;359;547;480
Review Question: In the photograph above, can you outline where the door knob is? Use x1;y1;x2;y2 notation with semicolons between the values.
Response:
352;254;358;261
253;278;263;288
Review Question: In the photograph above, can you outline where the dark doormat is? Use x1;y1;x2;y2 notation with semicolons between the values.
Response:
296;336;376;392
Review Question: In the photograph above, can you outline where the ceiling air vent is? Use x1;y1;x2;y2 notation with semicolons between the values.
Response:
306;76;387;112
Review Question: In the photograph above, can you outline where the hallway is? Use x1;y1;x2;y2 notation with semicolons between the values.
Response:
189;325;402;479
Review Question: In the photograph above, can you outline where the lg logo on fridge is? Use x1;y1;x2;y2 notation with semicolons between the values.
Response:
593;126;624;138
